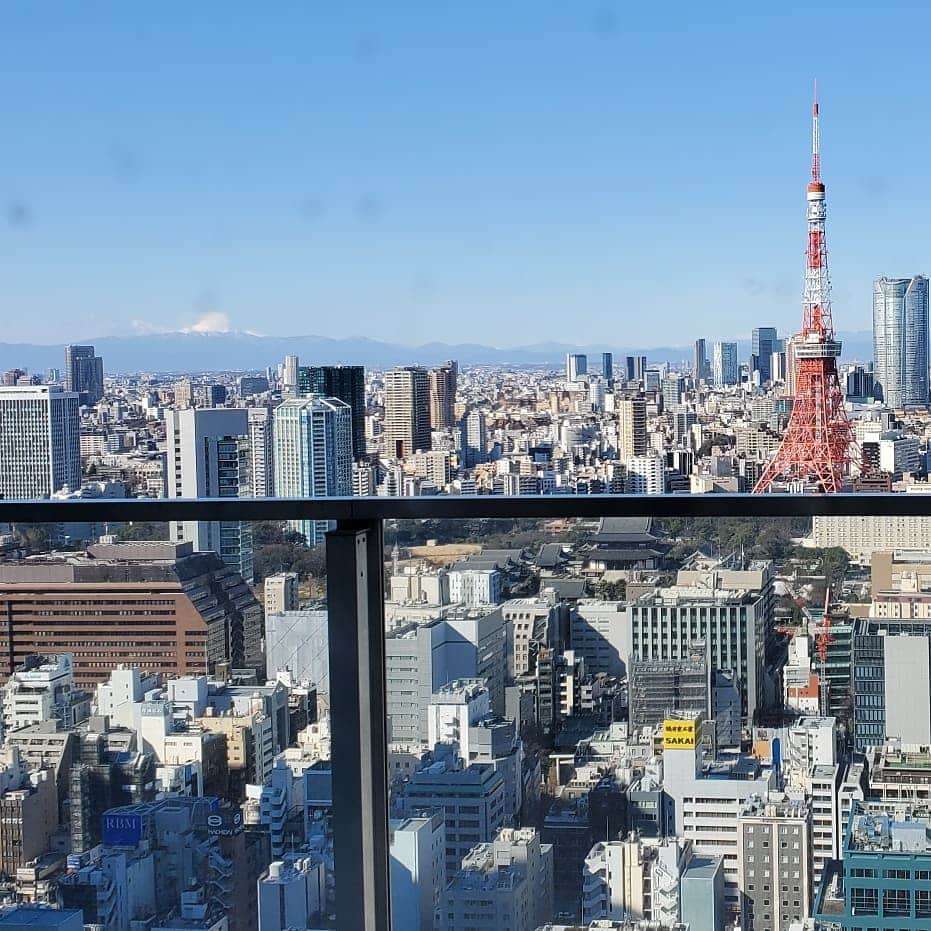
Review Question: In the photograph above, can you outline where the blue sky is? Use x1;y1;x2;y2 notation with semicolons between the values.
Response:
2;2;930;347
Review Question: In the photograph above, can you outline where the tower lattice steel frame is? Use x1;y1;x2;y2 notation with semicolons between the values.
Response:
754;88;856;493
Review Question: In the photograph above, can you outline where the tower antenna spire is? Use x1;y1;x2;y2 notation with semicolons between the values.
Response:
811;79;821;185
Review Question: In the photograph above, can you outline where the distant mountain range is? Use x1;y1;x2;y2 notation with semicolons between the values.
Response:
0;330;877;375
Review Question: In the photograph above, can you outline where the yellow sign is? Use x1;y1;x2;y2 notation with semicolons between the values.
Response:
663;718;698;749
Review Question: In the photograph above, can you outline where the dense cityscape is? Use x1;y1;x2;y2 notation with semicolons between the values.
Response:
4;10;931;929
4;245;931;929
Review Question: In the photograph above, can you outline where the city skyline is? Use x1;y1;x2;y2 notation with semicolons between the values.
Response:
4;5;931;346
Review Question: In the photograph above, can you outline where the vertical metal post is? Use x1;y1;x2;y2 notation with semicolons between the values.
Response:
326;519;391;931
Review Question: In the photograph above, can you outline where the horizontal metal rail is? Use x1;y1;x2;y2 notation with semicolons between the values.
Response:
0;492;926;522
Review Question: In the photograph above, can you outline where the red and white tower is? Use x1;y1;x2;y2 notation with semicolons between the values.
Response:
753;89;856;493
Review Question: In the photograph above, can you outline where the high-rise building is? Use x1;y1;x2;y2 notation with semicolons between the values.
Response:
395;761;507;878
427;361;457;430
390;814;446;931
0;541;263;685
462;410;488;467
383;367;430;458
852;621;931;751
845;364;875;402
0;752;57;880
872;275;930;408
616;396;647;462
663;715;776;912
751;327;778;383
625;355;647;383
297;365;366;460
694;339;709;382
771;346;788;383
601;352;614;386
273;396;352;546
282;354;299;397
626;454;665;494
0;385;80;499
566;353;587;383
165;408;253;582
193;383;226;407
661;375;685;410
627;560;773;721
64;345;104;405
674;408;698;445
737;793;812;931
247;406;275;497
712;342;739;386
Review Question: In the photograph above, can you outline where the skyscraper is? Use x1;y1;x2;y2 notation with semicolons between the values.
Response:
616;396;647;462
462;410;488;467
712;342;738;386
625;355;647;383
661;375;685;410
601;352;613;386
383;367;430;458
247;406;275;497
165;408;254;582
565;354;587;383
0;385;80;499
298;365;366;460
428;361;458;430
872;275;930;409
751;327;778;383
282;355;300;397
693;339;709;382
64;345;104;405
273;397;352;546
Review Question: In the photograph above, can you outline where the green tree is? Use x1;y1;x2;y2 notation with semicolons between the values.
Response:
115;521;169;542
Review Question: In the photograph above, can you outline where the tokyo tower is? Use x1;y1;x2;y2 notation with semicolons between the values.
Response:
753;89;856;493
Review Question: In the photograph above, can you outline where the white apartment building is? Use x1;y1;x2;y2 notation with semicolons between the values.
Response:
582;835;690;925
390;814;446;931
785;717;836;780
247;406;275;497
427;680;490;757
165;407;253;580
448;568;502;606
0;385;80;499
626;454;665;495
807;763;840;891
2;654;88;734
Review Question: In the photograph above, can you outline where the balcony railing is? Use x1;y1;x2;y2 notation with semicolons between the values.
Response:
0;492;924;930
